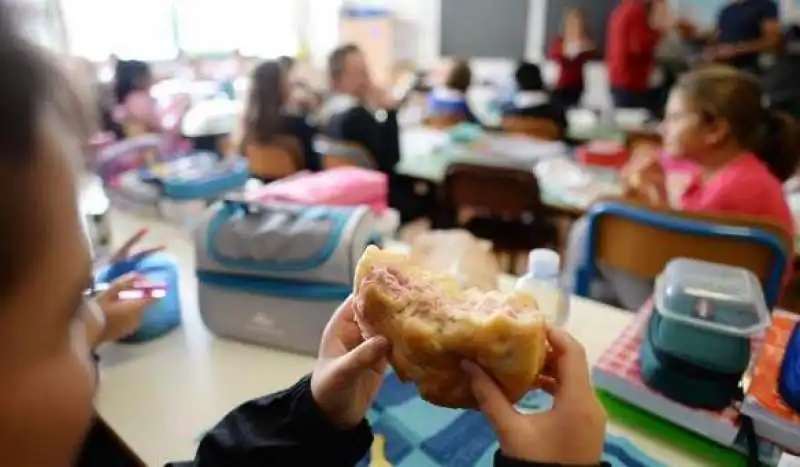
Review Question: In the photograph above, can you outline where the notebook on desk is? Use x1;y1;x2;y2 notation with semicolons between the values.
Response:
592;305;784;464
592;307;744;447
741;311;800;453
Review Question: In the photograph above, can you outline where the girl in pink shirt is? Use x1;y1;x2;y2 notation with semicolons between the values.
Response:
657;66;797;236
565;66;799;309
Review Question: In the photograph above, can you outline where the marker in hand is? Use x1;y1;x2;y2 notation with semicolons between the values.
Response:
92;281;167;301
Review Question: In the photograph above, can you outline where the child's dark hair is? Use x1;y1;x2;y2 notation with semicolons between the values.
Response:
0;1;92;293
445;59;472;93
242;60;285;149
113;59;151;104
675;66;800;181
515;62;544;92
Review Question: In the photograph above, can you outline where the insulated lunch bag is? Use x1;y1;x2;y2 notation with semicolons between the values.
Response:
640;259;771;410
194;200;380;355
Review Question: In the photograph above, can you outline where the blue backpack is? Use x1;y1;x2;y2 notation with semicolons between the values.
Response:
779;322;800;413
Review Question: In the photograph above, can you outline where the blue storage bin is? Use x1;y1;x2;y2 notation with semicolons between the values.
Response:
96;252;182;342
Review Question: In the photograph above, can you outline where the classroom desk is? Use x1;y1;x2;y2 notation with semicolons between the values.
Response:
96;210;710;466
395;127;622;217
397;128;800;252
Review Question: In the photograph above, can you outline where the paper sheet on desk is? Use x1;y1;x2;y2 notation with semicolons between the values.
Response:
535;158;622;208
399;128;450;157
474;135;568;162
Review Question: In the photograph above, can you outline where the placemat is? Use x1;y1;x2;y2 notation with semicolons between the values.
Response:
360;370;664;467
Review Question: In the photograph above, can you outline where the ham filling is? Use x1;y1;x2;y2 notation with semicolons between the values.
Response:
366;266;535;326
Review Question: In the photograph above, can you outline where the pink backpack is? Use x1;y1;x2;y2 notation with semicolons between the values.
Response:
249;167;388;214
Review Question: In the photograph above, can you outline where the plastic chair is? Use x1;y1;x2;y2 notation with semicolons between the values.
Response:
443;163;559;273
244;136;304;181
315;138;377;170
501;116;561;140
574;201;791;308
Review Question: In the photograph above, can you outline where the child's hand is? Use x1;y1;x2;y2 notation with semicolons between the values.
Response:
93;274;159;345
109;228;164;265
622;150;668;206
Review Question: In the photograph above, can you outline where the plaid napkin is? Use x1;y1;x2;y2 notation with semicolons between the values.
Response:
359;370;664;467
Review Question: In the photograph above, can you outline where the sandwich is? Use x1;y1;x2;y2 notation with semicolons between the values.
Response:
353;245;547;409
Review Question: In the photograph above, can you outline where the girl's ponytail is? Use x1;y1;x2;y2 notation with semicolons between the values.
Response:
757;109;800;182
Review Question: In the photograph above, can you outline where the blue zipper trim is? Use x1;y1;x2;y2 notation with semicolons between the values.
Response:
96;254;175;281
162;157;250;200
197;270;351;301
205;202;350;272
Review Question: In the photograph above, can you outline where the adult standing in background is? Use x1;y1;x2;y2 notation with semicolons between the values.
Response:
606;0;670;115
549;8;596;108
678;0;781;76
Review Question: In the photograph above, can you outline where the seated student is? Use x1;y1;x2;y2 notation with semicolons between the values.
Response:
426;59;479;124
112;60;161;138
112;59;189;158
278;55;323;116
564;65;799;310
501;62;568;135
318;44;401;173
239;60;320;171
0;10;609;464
549;8;596;108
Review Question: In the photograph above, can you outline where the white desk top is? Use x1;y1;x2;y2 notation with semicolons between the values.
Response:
96;210;709;466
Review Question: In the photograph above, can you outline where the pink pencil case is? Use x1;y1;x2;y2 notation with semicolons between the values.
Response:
249;167;388;214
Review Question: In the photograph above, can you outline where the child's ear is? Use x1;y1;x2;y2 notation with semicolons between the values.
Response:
704;119;731;147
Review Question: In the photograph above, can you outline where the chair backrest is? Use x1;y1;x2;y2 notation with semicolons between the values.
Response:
244;135;304;180
315;137;377;170
575;201;792;308
425;113;466;129
501;116;561;141
443;163;544;217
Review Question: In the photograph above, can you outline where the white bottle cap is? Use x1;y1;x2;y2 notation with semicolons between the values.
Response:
528;249;560;278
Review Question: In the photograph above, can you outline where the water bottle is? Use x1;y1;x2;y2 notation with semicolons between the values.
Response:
514;249;570;326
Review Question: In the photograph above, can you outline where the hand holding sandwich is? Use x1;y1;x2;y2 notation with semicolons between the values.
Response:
311;296;391;430
621;148;668;206
463;327;607;465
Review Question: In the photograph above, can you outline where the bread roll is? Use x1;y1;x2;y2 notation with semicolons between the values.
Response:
353;246;547;408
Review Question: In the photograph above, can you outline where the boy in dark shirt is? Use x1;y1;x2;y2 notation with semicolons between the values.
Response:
501;62;568;135
318;44;400;174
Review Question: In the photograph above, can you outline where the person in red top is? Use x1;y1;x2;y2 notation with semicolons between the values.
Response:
606;0;668;115
549;8;596;108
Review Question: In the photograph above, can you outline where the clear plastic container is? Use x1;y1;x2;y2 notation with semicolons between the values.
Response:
515;249;570;326
654;258;771;337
